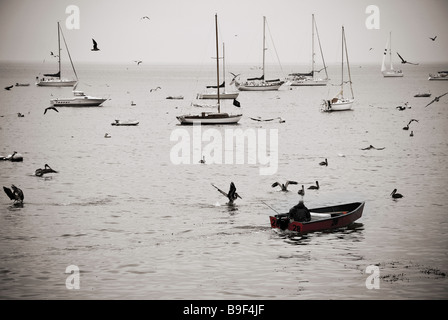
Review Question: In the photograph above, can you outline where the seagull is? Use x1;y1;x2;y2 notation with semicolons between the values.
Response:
134;60;142;65
50;51;59;58
297;185;305;196
391;188;403;199
425;92;448;108
44;106;59;114
307;181;320;190
319;158;328;166
396;52;418;65
429;36;437;41
4;85;13;90
35;164;58;177
150;86;161;92
402;119;419;130
91;39;100;51
141;16;150;20
272;181;298;192
361;145;385;150
211;182;242;205
3;185;24;204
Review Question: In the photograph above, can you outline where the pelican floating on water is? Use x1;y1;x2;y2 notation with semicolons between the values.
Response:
272;180;297;192
35;164;58;177
391;189;403;199
298;185;305;196
3;185;24;204
319;158;328;166
211;182;242;205
0;151;23;162
308;181;320;190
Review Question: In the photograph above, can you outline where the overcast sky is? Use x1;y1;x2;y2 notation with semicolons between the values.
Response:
0;0;447;65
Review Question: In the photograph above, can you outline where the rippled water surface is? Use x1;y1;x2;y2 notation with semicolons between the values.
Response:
0;62;447;299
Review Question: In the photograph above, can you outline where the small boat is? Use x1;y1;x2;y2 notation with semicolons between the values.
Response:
51;90;106;107
234;17;284;91
414;93;431;97
15;83;30;87
166;96;184;100
111;120;139;126
381;32;403;77
269;202;364;233
321;26;354;112
36;22;78;87
428;71;448;81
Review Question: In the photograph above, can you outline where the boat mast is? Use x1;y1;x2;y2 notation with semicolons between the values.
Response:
314;15;328;80
57;22;61;79
389;32;394;71
223;42;226;92
341;26;344;98
262;16;266;79
343;27;354;99
215;14;220;113
311;14;315;78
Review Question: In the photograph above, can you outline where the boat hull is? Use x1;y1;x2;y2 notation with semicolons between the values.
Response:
36;79;78;87
197;92;239;99
321;99;354;112
269;202;365;234
236;81;284;91
111;121;139;126
176;113;242;125
382;71;403;77
289;79;328;86
51;98;106;107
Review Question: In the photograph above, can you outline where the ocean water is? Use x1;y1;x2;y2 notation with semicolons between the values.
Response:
0;61;447;300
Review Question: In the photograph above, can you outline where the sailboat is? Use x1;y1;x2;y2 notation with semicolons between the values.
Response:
321;26;354;112
36;22;78;87
288;14;328;86
234;16;284;91
381;32;403;77
176;14;242;125
197;43;239;100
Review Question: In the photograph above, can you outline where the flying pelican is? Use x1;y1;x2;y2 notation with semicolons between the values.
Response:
91;39;100;51
425;92;448;108
44;106;59;114
141;16;150;20
429;36;437;41
396;52;418;65
150;86;161;92
403;119;419;130
134;60;142;65
361;145;385;150
319;158;328;166
3;185;24;204
211;182;242;205
391;189;403;199
272;180;298;192
4;85;13;90
298;185;305;196
35;164;58;177
307;181;320;190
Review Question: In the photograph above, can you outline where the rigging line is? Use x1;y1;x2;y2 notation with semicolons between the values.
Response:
343;28;354;99
58;22;78;81
264;18;284;75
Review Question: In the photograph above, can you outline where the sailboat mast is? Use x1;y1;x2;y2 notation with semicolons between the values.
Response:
215;14;220;112
57;22;61;79
389;32;394;70
262;16;266;79
341;26;344;98
223;42;226;92
343;27;354;99
311;14;315;78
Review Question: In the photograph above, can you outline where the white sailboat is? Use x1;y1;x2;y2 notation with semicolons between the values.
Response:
321;26;354;112
381;32;403;77
197;43;239;100
36;22;78;87
234;16;284;91
176;14;242;125
288;14;328;86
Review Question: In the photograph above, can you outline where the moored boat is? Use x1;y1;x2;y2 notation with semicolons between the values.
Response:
51;90;106;107
269;201;365;233
428;71;448;81
111;120;139;126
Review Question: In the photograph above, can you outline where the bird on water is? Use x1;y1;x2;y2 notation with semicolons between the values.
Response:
212;182;242;205
35;164;58;177
298;185;305;196
3;185;24;204
319;158;328;166
308;181;320;190
91;39;100;51
272;181;297;192
391;189;403;199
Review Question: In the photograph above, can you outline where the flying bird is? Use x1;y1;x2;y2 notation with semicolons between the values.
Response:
272;180;298;192
4;85;13;90
307;181;320;190
134;60;142;65
391;188;403;199
429;36;437;41
3;185;24;204
402;119;419;130
361;145;385;150
211;182;242;205
424;92;448;108
91;39;100;51
35;164;58;177
396;52;418;65
150;86;161;92
44;106;59;114
141;16;150;20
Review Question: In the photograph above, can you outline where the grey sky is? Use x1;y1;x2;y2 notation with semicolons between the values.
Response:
0;0;447;65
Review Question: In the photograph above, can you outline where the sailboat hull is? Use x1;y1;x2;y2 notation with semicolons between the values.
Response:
36;79;78;87
236;81;284;91
176;113;242;125
321;99;354;112
197;92;239;99
382;71;403;77
290;79;328;86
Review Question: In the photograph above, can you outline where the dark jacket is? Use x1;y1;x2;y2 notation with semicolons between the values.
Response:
288;202;311;222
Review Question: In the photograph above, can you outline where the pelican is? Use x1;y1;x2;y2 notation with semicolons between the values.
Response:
410;130;414;137
44;106;59;114
35;164;58;177
425;92;448;108
361;145;385;150
150;87;161;92
308;181;320;190
1;151;23;162
429;36;437;41
134;60;142;65
104;133;111;138
272;180;298;192
3;185;24;204
91;39;100;51
4;85;13;90
391;189;403;199
298;185;305;196
396;52;419;65
199;156;206;164
211;182;242;205
17;113;24;117
319;158;328;166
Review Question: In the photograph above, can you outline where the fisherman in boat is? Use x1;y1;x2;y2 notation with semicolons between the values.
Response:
288;200;311;222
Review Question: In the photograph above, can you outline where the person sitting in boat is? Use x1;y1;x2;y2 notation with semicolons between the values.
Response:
288;200;311;222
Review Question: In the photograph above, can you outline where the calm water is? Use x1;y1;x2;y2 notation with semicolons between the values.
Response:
0;61;447;299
